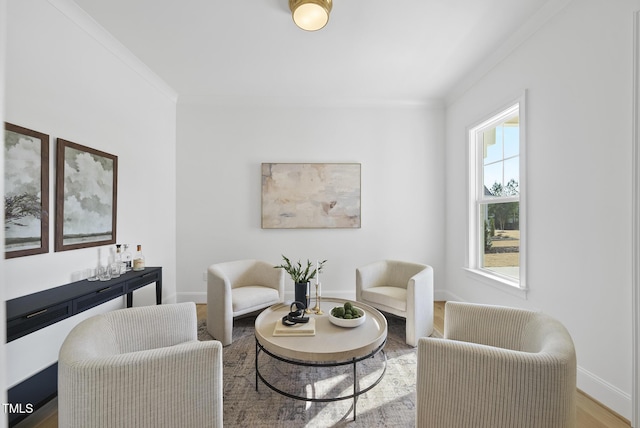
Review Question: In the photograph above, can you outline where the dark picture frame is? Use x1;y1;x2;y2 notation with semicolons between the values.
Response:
55;138;117;252
4;123;50;259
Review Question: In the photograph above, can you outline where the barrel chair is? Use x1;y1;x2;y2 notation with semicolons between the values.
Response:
58;302;223;428
356;259;434;347
416;301;577;428
207;259;285;346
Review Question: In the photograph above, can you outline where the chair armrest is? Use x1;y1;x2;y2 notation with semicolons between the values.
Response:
208;264;233;311
406;265;433;302
404;265;434;344
59;340;223;428
417;337;576;427
208;264;232;293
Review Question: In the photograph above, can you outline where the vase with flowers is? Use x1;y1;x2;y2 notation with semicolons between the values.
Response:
274;255;326;309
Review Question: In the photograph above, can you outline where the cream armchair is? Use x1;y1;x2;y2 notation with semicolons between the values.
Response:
207;259;285;346
356;260;433;346
417;301;577;428
58;302;223;428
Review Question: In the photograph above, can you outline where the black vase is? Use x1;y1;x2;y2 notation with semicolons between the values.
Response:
294;282;309;309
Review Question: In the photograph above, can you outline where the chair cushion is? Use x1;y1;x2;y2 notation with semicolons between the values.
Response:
361;286;407;312
232;286;280;314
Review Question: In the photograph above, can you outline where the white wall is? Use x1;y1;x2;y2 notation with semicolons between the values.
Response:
4;0;177;388
445;0;637;419
176;101;445;303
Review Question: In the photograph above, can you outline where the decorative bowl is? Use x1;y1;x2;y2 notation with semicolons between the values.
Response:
329;306;366;328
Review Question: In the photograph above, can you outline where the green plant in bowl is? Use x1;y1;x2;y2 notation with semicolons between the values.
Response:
331;301;363;319
330;302;366;327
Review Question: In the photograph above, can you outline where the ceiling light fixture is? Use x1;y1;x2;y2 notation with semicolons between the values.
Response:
289;0;333;32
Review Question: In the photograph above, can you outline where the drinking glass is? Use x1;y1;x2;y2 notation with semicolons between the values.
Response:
98;265;111;281
110;262;121;278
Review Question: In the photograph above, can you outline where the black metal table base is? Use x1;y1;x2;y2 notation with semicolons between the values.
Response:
255;338;387;421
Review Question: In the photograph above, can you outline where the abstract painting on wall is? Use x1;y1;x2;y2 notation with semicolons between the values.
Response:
55;138;117;252
261;163;361;229
4;123;49;258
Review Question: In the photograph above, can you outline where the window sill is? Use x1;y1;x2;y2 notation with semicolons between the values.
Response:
463;268;528;299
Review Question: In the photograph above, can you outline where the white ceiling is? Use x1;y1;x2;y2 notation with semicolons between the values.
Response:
71;0;560;104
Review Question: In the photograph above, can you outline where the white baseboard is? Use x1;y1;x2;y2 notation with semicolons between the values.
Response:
577;366;632;421
177;292;207;304
434;289;463;302
178;290;459;307
176;290;358;305
161;292;178;304
309;290;356;301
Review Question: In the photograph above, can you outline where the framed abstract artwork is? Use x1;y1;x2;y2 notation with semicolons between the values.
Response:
261;163;361;229
55;138;118;252
4;123;50;258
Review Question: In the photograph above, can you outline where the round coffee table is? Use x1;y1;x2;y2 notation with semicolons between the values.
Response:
254;298;388;420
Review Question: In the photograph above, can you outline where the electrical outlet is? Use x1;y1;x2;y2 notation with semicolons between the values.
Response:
202;272;207;281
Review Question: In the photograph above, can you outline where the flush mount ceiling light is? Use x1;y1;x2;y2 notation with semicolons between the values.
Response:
289;0;333;32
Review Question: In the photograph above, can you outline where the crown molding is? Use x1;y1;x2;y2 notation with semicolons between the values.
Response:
178;94;444;109
47;0;178;103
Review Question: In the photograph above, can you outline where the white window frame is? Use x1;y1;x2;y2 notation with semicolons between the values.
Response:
465;94;527;298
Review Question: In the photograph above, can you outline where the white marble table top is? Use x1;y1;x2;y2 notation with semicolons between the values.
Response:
255;297;388;362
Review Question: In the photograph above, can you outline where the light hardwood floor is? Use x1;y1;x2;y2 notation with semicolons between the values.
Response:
16;302;631;428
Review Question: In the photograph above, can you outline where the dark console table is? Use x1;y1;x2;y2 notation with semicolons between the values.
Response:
6;266;162;342
5;266;162;426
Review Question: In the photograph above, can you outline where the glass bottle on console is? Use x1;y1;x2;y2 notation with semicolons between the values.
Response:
122;244;132;271
133;244;146;271
115;244;126;275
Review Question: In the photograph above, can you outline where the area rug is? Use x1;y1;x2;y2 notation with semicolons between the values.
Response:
198;314;441;427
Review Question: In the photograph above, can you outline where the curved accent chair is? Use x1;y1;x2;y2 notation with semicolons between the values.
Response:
207;259;285;346
355;260;433;347
58;302;223;428
417;301;577;428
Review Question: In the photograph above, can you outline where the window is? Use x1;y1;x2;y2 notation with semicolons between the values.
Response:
468;99;525;291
